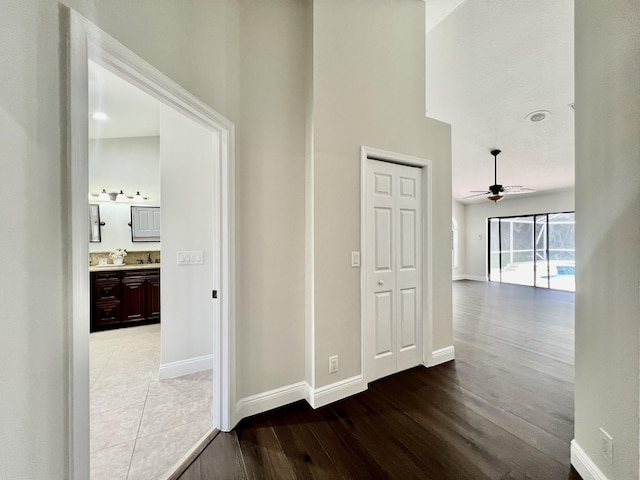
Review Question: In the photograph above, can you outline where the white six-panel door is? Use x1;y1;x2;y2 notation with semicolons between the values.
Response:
365;159;423;382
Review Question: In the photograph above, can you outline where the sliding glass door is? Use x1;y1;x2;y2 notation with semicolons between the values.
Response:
488;212;575;292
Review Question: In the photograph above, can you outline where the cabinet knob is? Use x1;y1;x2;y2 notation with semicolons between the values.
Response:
378;279;384;285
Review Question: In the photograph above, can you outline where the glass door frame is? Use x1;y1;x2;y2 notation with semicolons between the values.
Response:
487;210;575;290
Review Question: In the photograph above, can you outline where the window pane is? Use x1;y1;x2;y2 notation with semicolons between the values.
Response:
487;211;574;292
548;212;575;291
535;215;549;288
500;217;534;287
489;218;501;281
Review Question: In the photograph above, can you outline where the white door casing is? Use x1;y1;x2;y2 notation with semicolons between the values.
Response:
69;10;235;479
365;158;423;382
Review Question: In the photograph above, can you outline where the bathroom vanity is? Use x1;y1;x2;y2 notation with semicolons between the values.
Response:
90;264;160;332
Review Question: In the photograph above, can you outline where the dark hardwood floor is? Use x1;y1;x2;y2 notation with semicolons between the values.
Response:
179;280;581;479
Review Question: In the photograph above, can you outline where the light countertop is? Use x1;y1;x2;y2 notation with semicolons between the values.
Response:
89;263;161;272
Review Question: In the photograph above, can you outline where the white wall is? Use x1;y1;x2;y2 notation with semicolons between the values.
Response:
312;0;453;389
234;0;307;397
0;2;66;477
89;136;161;252
574;2;640;479
464;189;574;279
89;137;160;203
159;105;215;367
452;200;466;279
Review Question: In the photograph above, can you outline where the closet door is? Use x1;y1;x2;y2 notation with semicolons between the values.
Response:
365;159;423;382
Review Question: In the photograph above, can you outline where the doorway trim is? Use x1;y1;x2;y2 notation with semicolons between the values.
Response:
68;10;235;479
360;146;433;384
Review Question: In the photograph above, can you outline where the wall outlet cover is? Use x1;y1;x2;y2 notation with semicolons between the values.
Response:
329;355;339;374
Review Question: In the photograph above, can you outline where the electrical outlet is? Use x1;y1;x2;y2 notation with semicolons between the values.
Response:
329;355;339;374
600;428;613;464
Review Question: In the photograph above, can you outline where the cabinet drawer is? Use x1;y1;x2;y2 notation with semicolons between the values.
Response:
93;271;119;280
95;281;119;300
122;268;160;278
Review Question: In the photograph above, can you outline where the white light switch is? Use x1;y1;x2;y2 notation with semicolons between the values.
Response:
177;251;204;265
351;252;361;267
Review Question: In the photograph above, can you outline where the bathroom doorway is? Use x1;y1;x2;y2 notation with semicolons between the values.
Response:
69;11;235;480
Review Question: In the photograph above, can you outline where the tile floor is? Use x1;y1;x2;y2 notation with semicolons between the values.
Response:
90;324;213;480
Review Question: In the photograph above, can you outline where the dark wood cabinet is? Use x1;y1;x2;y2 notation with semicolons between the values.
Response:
91;268;160;332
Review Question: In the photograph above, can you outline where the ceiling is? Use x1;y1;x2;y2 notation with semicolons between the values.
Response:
425;0;575;203
88;60;159;139
89;2;575;204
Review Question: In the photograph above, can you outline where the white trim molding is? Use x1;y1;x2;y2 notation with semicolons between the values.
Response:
428;346;455;367
235;383;308;421
571;440;609;480
158;355;213;380
307;375;367;409
462;275;487;282
452;274;466;281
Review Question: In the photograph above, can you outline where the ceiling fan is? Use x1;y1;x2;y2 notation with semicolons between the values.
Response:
465;149;535;202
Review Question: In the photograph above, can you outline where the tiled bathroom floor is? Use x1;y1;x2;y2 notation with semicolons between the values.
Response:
90;324;212;480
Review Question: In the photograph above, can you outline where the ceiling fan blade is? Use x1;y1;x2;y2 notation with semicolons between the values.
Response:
503;187;536;195
463;191;491;199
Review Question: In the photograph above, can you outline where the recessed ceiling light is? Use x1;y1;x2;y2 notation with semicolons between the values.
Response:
525;110;551;122
92;111;108;121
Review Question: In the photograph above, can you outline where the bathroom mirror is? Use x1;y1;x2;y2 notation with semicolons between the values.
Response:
89;204;103;242
130;206;161;242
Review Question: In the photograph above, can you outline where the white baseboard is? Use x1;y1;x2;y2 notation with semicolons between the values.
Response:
158;354;213;380
452;274;466;281
463;275;487;282
235;382;307;420
307;375;367;409
571;440;609;480
428;345;455;366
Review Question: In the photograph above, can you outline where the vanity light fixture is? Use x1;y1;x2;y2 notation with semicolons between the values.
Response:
90;190;150;202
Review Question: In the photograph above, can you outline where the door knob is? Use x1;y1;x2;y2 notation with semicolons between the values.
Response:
378;280;384;285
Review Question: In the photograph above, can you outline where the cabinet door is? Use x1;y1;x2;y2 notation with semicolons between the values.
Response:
131;206;161;242
121;276;146;323
146;274;161;320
